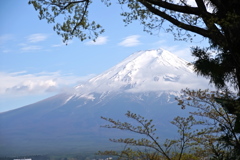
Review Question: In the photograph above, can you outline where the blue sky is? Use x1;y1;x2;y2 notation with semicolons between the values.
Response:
0;0;208;112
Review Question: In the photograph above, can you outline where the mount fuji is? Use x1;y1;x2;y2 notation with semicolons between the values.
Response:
73;48;201;93
0;49;209;156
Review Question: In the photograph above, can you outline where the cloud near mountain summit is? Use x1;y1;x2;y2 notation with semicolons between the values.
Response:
0;72;93;96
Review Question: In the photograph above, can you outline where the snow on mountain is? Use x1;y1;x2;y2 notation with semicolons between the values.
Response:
74;48;208;95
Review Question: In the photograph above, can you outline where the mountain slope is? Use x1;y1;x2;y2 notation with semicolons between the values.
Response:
0;49;209;156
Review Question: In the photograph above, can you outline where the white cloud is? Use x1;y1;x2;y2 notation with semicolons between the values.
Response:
185;0;196;6
0;71;94;96
52;44;63;47
153;40;166;45
2;49;12;53
118;35;141;47
0;34;14;44
52;40;73;47
20;45;42;52
160;45;194;62
85;36;108;45
172;0;196;6
27;33;48;43
152;38;195;62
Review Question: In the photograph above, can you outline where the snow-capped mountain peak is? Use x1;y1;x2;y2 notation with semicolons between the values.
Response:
74;48;207;94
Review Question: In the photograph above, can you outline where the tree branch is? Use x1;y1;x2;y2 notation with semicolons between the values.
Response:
194;0;225;45
139;0;227;46
144;0;200;15
50;0;89;10
71;0;90;35
137;119;171;160
139;1;211;38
